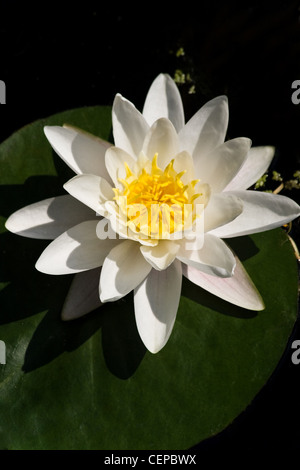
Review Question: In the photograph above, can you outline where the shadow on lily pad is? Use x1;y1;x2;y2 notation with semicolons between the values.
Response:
101;294;147;379
21;298;146;379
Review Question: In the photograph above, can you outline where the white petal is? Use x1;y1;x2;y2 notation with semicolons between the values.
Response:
64;174;113;216
142;73;185;132
177;234;236;277
173;150;195;183
142;118;179;169
61;268;102;320
204;193;243;232
112;94;150;158
194;137;251;193
104;200;159;246
35;220;120;274
140;240;180;270
5;195;95;239
182;255;265;310
103;201;134;240
134;259;182;353
99;240;152;302
105;146;136;188
224;146;275;191
44;125;111;179
210;190;300;238
179;95;228;158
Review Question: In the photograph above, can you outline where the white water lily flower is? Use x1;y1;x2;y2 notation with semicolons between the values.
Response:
6;74;300;353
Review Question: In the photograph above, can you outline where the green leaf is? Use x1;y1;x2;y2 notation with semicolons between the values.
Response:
0;107;298;450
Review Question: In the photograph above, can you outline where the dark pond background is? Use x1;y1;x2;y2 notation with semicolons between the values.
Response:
1;0;300;457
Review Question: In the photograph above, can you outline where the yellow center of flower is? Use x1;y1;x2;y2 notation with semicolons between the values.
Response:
113;154;205;239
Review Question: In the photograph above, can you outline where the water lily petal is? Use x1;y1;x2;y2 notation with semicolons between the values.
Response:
142;73;185;132
99;240;152;302
64;174;113;216
35;220;120;274
179;95;228;158
134;259;182;353
140;240;180;270
44;125;111;179
177;234;236;277
142;118;179;169
112;94;150;158
224;146;275;191
204;193;243;232
105;146;136;189
210;190;300;238
182;255;265;310
61;268;102;320
173;150;195;183
194;137;252;193
5;195;95;239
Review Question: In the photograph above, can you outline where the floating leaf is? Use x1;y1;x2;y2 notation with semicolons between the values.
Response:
0;107;298;449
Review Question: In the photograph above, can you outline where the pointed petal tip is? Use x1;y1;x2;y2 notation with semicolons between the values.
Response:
99;292;120;303
208;94;229;111
35;255;68;275
43;124;51;133
255;298;265;311
113;93;130;106
43;125;55;142
243;136;252;147
155;73;176;86
61;300;103;321
245;293;265;312
61;309;87;322
266;144;275;155
62;175;77;190
4;215;14;233
140;329;171;354
137;327;170;354
113;92;123;102
211;94;228;104
43;124;60;138
61;310;73;321
5;212;32;237
146;343;165;354
35;258;49;275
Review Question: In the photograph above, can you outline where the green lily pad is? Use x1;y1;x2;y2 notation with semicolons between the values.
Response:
0;106;298;450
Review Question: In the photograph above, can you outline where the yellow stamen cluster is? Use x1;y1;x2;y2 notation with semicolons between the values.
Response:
113;154;202;239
